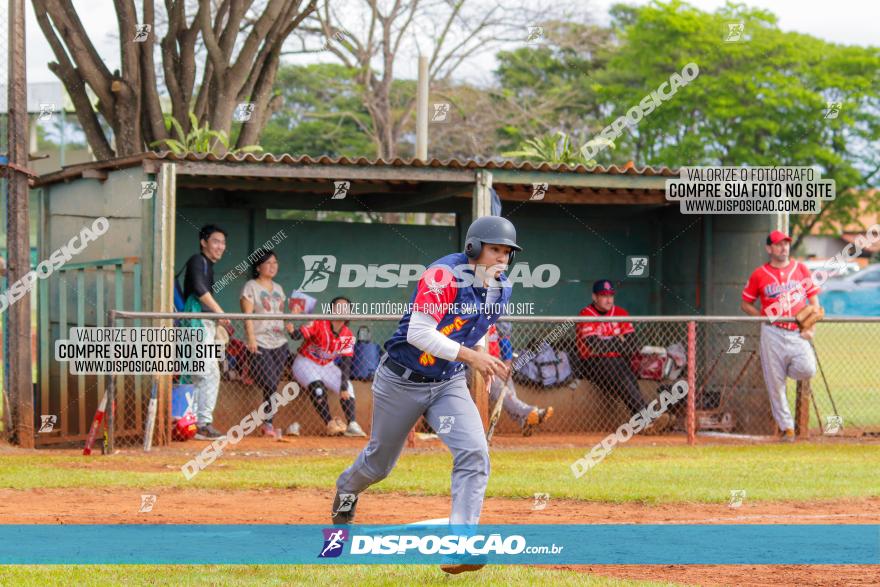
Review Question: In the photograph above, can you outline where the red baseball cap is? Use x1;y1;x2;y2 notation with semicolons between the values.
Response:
766;230;792;245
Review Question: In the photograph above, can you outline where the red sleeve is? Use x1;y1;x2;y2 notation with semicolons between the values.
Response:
339;326;355;357
616;307;635;335
742;269;760;302
412;266;457;322
576;307;598;338
299;321;317;341
799;263;820;298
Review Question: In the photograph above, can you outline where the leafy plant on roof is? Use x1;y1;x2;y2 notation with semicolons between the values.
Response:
501;131;611;167
150;112;263;156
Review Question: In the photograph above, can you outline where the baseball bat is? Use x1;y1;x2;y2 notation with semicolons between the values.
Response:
810;341;839;416
143;381;158;452
485;376;505;443
83;389;109;455
1;385;13;437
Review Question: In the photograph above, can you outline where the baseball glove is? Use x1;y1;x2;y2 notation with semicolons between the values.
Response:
796;305;825;331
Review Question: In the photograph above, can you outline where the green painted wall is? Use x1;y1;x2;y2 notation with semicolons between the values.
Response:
175;206;458;314
505;204;665;316
176;202;675;318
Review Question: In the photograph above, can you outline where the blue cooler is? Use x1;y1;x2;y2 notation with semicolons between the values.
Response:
171;384;195;419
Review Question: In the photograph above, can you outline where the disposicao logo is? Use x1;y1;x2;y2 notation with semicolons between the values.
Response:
319;528;349;558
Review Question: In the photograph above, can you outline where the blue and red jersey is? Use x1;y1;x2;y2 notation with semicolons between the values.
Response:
384;252;513;379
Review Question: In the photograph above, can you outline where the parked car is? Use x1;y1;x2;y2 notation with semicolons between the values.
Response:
819;264;880;315
804;259;861;278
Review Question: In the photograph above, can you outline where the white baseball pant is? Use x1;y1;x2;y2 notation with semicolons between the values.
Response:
291;354;355;397
759;323;817;431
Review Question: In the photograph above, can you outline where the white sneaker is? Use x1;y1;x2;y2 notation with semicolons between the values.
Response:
344;421;367;437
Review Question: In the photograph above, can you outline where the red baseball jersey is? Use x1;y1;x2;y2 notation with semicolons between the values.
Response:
742;261;819;331
297;320;355;365
576;304;635;359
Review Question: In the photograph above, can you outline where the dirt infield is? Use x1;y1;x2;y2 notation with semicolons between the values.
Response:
3;434;878;586
1;485;877;587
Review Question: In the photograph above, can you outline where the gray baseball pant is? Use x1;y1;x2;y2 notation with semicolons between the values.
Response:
489;376;535;426
335;360;490;525
759;323;817;431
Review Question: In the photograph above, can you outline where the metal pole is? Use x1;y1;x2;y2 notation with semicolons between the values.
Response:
105;310;115;453
686;321;696;445
7;0;34;447
108;310;880;324
59;110;66;168
415;56;428;162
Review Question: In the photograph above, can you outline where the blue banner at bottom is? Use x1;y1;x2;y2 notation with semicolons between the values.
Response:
0;525;877;565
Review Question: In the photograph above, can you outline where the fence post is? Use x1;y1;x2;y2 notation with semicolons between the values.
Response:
687;321;696;445
105;310;116;453
795;380;811;438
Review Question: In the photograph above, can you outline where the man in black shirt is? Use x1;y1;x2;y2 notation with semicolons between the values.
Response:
183;224;229;440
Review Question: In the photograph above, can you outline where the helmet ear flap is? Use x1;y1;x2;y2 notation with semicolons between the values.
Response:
464;238;482;259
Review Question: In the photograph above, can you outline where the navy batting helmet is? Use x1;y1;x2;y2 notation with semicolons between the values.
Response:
464;216;522;264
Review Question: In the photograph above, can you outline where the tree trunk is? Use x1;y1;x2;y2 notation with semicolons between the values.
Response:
33;0;316;157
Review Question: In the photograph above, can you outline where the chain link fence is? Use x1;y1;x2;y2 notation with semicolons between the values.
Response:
0;0;10;439
51;311;880;449
0;0;8;157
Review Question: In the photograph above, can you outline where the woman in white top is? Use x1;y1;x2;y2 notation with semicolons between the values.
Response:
240;250;294;439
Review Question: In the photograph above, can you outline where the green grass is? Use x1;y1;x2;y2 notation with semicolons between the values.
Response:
0;565;681;586
1;443;877;503
791;322;880;429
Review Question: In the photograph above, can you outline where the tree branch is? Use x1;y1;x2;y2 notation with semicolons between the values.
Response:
41;0;114;110
33;0;114;158
140;0;167;145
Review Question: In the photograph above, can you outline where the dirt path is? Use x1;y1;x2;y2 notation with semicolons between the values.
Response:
1;487;877;587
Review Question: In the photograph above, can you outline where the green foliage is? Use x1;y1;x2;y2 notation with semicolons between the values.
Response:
596;0;880;239
492;2;880;241
260;63;375;158
151;112;263;156
502;131;610;166
494;21;615;152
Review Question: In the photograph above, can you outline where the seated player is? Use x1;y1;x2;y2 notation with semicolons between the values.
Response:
575;280;670;432
289;296;366;437
487;322;553;436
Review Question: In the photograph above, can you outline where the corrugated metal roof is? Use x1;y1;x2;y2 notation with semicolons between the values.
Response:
33;150;678;188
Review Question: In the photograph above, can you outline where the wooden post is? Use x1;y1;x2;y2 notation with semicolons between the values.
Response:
795;380;811;438
472;170;493;218
687;321;696;445
155;163;177;446
469;172;492;427
6;0;35;447
470;365;489;431
415;56;428;162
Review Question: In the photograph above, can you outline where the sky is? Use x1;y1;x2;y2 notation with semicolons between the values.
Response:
19;0;879;87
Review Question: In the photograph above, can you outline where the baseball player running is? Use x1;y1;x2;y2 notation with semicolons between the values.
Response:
741;230;822;442
331;216;519;575
486;322;553;436
289;296;367;437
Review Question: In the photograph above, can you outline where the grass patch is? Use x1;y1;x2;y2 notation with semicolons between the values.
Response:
1;444;877;503
0;564;681;586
